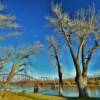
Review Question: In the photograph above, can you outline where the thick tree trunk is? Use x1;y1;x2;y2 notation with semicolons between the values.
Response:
75;74;89;97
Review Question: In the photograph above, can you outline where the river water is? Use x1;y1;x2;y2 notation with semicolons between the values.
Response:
8;86;100;97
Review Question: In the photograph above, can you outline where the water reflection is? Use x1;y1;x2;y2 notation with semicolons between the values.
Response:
7;86;100;97
39;86;100;97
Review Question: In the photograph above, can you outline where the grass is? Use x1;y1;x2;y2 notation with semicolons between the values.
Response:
0;91;99;100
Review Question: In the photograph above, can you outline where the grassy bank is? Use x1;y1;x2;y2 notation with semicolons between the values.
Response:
0;91;99;100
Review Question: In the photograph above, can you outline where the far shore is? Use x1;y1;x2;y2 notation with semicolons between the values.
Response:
0;78;100;87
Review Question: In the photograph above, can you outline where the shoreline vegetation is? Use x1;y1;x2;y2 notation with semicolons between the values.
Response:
0;91;99;100
0;78;100;87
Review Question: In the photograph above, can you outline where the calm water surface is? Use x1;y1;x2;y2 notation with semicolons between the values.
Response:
8;86;100;97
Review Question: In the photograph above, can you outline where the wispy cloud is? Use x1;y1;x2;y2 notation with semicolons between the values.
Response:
88;69;100;76
60;63;76;78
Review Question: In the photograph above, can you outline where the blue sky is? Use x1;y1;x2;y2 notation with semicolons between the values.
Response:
1;0;100;79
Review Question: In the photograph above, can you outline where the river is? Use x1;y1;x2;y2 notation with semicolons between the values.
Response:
8;86;100;97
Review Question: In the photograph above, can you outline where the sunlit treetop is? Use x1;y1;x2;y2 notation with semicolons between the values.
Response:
47;3;100;40
0;3;20;40
0;3;20;29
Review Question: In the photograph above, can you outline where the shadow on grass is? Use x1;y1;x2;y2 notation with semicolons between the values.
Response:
18;93;100;100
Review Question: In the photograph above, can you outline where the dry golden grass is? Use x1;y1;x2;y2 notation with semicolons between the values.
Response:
0;91;67;100
0;91;99;100
0;91;33;100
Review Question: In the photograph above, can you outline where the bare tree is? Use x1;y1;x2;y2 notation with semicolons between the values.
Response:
47;36;63;96
0;4;21;93
0;43;42;99
0;3;21;71
6;42;42;83
46;3;100;97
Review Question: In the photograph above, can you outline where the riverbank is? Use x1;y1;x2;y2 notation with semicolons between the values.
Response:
0;79;100;88
0;91;99;100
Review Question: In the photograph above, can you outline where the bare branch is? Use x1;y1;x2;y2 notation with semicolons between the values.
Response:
77;35;86;66
21;42;42;59
86;45;100;66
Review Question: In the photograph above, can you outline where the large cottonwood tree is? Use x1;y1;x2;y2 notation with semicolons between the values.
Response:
47;4;100;97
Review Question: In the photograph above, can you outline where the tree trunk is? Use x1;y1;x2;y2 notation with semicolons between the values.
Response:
34;86;39;93
59;83;63;96
58;71;63;96
55;53;63;96
75;74;89;97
